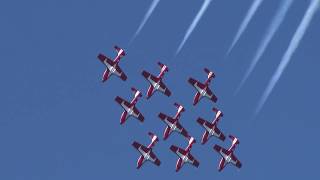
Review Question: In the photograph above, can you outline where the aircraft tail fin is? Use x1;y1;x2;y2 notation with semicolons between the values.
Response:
186;137;196;151
148;132;159;143
114;45;126;57
204;68;215;79
212;107;223;119
204;68;211;74
189;136;196;145
229;135;240;150
131;87;142;99
174;102;185;112
158;62;168;72
131;87;138;93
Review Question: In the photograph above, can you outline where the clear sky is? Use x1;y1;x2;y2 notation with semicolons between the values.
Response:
0;0;319;179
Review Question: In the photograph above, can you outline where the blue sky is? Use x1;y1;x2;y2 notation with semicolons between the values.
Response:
0;0;319;179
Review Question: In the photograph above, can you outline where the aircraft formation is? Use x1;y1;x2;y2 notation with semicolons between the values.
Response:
97;45;242;172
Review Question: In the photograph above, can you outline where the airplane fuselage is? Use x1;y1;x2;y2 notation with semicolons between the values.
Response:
204;124;219;137
176;151;193;164
195;83;209;98
164;119;179;132
122;102;135;118
138;147;151;162
218;146;236;165
150;65;167;91
127;107;134;116
105;59;119;76
150;79;161;90
221;151;232;163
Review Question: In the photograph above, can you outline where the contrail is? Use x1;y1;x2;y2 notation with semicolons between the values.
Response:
226;0;264;56
175;0;212;56
130;0;160;44
255;0;320;116
235;0;294;94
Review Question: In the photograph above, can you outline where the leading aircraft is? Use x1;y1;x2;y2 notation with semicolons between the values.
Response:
188;68;218;105
170;137;200;172
141;62;171;99
132;132;161;169
97;45;127;82
197;107;225;144
158;103;191;140
213;135;242;171
115;87;144;125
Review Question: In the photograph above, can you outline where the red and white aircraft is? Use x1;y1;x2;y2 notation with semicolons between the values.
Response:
188;68;218;105
115;87;144;125
213;135;242;171
197;107;225;144
132;132;161;169
97;46;127;82
170;137;200;172
158;103;190;140
141;62;171;99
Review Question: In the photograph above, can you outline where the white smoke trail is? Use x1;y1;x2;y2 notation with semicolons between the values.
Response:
226;0;264;56
255;0;320;116
175;0;212;55
235;0;294;94
130;0;160;44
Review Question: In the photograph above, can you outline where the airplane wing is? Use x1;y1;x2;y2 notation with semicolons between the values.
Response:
132;142;160;167
158;80;171;97
170;145;199;169
148;151;161;166
142;71;156;97
218;158;226;172
158;113;175;124
176;158;183;172
102;69;110;82
187;153;200;168
132;141;149;153
170;145;186;156
146;85;155;98
214;126;226;141
120;111;128;125
132;106;144;122
213;145;229;159
159;113;189;138
115;65;127;81
197;118;214;129
142;70;158;83
230;153;242;168
163;126;172;140
115;96;131;111
188;78;205;90
175;122;190;139
142;71;171;97
97;54;114;66
205;87;218;103
197;118;225;141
